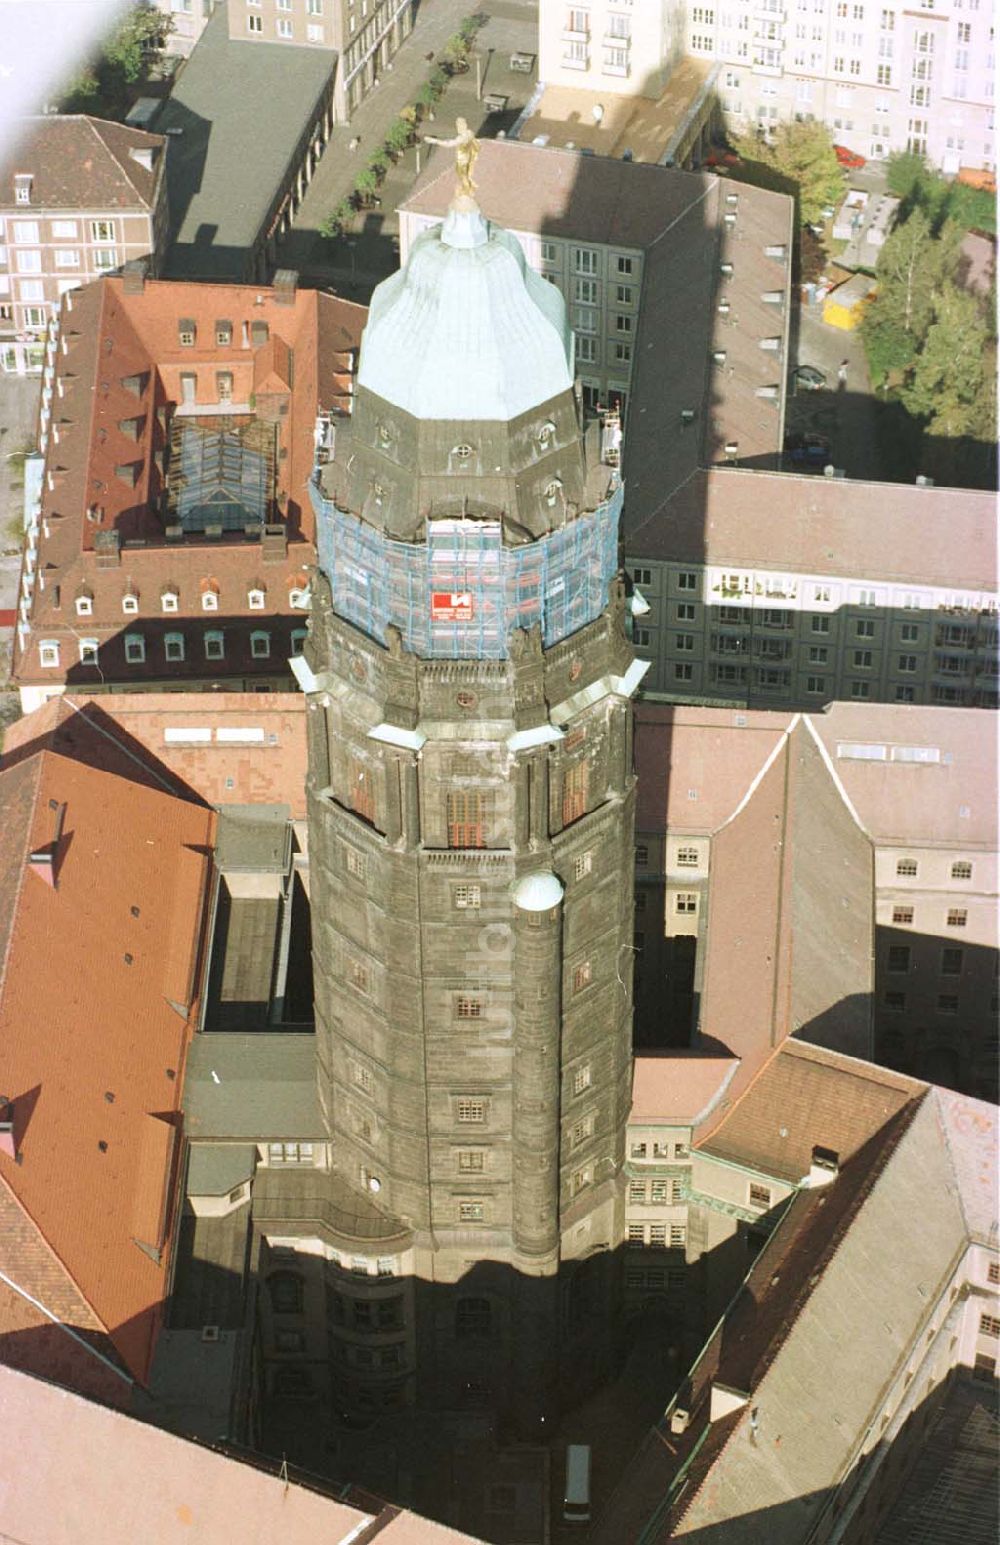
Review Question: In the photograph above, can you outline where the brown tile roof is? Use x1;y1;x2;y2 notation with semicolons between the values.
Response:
624;465;998;592
631;1053;740;1125
3;693;309;817
812;702;999;849
0;749;215;1384
634;701;998;850
696;717;875;1097
634;702;792;832
0;1182;131;1407
698;1038;926;1181
0;116;165;210
14;276;366;691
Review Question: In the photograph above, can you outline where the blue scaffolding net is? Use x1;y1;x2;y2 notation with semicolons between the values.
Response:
312;482;622;659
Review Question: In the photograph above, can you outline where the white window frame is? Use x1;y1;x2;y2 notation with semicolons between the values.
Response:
164;631;185;663
248;587;266;610
250;630;271;659
39;639;61;668
124;632;145;664
204;630;225;660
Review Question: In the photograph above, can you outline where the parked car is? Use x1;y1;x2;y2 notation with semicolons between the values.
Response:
784;431;832;468
834;144;866;169
791;364;827;392
705;148;741;169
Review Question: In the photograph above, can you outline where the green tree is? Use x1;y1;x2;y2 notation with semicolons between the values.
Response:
902;288;995;438
866;209;961;341
733;121;844;226
104;1;173;83
385;118;413;157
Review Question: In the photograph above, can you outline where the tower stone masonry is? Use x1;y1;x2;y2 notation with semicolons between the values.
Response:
299;171;645;1426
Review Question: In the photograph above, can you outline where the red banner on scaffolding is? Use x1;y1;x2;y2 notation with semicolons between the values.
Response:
431;591;474;622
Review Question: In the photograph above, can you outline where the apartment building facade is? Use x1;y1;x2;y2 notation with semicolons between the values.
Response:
538;0;681;99
623;469;998;711
0;117;168;374
538;0;995;170
226;0;416;119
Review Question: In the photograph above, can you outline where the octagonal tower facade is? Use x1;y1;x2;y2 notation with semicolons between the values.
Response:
299;192;644;1426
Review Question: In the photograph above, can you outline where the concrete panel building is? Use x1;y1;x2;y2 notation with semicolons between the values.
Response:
537;0;996;172
400;139;793;450
622;468;998;710
0;116;168;374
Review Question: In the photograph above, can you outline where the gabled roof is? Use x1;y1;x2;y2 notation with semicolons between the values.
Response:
0;116;165;210
0;749;215;1384
698;1038;925;1181
697;716;875;1090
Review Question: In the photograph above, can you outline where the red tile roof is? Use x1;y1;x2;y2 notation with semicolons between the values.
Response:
3;693;309;817
14;277;365;692
0;749;215;1385
1;116;165;210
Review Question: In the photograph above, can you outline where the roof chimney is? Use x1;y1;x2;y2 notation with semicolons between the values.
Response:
273;269;299;306
28;801;67;889
261;523;287;564
122;258;147;295
0;1111;14;1161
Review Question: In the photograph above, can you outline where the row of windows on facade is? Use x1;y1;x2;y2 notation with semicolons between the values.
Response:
658;664;992;706
627;1222;688;1249
344;848;598;895
883;989;1000;1017
630;1139;690;1160
344;774;596;845
269;1243;399;1277
887;944;981;975
632;568;996;622
72;584;303;618
1;246;120;274
641;619;995;654
345;949;602;1005
246;13;327;36
894;859;977;882
2;217;121;240
38;628;303;668
629;1176;771;1209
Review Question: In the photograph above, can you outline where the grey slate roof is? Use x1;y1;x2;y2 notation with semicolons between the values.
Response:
187;1143;257;1197
184;1032;322;1140
159;5;335;279
214;805;291;872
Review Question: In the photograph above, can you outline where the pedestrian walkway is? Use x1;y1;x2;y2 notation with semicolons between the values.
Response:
276;0;540;293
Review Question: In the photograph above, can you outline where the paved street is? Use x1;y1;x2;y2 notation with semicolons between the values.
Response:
277;0;540;298
0;370;40;553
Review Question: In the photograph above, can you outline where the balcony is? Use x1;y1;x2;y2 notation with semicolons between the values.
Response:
561;25;590;42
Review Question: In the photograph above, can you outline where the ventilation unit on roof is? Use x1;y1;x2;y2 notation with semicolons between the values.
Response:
670;1408;691;1435
201;1325;221;1344
680;409;695;424
916;475;935;487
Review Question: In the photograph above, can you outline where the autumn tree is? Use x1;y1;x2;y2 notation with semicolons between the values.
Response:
734;121;844;226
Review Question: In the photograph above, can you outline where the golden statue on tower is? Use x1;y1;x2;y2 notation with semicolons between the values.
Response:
425;117;480;200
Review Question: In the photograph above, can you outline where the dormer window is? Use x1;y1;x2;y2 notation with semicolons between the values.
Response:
178;318;196;347
122;592;139;614
78;638;99;664
288;586;308;609
161;589;179;613
39;639;60;668
75;593;93;617
164;631;185;662
250;629;271;658
248;587;266;610
201;580;220;611
215;319;233;346
14;174;32;205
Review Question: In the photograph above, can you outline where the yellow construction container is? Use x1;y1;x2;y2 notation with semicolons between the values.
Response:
822;273;876;330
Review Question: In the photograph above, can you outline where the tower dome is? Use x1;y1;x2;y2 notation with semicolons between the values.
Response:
357;198;575;422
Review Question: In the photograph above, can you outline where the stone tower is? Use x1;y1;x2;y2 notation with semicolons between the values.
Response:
299;185;644;1427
